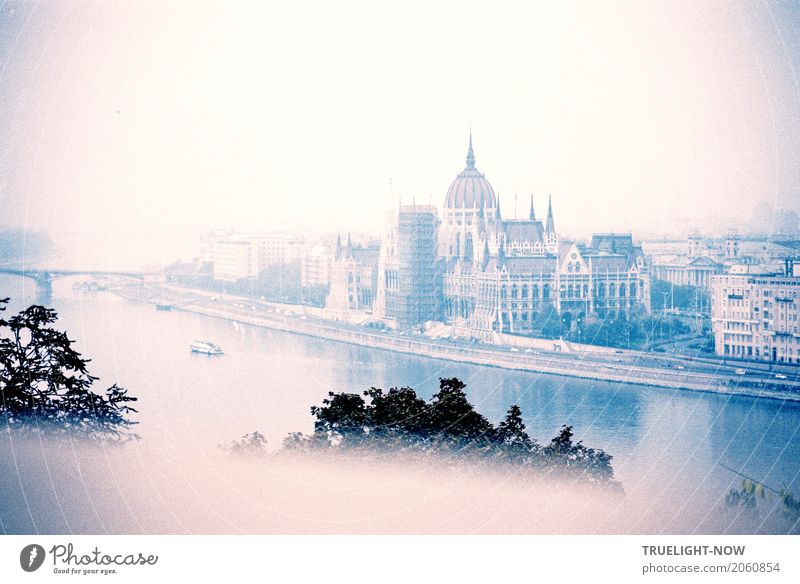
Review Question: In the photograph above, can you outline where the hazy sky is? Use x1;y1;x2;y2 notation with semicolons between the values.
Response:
2;0;800;267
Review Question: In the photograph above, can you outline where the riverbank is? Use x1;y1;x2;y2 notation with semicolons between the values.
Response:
113;282;800;403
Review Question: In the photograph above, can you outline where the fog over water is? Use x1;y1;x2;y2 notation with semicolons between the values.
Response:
1;277;798;534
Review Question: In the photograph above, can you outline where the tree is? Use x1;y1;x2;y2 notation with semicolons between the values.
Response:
534;305;562;338
495;405;537;462
219;431;268;457
297;378;618;485
0;299;137;439
310;391;368;445
425;377;495;448
256;261;302;303
364;386;428;441
496;405;534;450
542;425;615;482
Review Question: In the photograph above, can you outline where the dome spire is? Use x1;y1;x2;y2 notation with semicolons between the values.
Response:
466;130;475;169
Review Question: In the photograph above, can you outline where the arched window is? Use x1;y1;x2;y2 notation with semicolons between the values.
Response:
501;285;508;299
521;285;528;298
543;284;550;300
511;285;518;299
619;284;626;298
532;285;539;299
630;282;637;297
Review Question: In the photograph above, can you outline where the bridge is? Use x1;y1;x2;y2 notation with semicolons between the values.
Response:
0;268;160;303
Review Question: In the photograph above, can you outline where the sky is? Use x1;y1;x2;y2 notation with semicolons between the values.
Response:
1;0;800;268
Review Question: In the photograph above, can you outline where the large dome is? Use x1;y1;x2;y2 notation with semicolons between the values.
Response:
444;135;497;210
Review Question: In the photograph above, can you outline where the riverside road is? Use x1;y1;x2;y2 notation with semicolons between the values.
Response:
122;282;800;403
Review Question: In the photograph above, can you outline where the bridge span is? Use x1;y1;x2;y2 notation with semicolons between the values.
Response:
0;268;160;302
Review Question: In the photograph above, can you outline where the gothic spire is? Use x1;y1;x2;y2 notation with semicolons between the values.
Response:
466;130;475;169
529;194;536;221
545;193;555;235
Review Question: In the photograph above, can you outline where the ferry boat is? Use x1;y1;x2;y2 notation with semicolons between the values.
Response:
190;341;224;355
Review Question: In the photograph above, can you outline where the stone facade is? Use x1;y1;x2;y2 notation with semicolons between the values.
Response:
711;260;800;363
325;235;380;318
438;136;651;337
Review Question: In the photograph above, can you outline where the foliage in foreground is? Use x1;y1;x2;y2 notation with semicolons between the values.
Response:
726;478;800;524
280;377;617;485
0;299;138;440
218;431;268;457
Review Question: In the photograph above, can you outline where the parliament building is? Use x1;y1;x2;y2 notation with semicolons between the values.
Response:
363;135;653;337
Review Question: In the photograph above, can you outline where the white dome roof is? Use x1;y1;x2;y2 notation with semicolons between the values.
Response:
444;135;497;210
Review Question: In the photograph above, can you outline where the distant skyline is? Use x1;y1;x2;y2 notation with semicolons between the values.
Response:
2;1;800;268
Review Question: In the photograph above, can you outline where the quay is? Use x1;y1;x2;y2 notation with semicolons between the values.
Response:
117;283;800;403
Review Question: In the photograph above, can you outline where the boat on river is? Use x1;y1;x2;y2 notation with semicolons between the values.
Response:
190;340;224;355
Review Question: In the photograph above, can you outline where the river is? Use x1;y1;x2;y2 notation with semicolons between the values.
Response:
1;275;799;534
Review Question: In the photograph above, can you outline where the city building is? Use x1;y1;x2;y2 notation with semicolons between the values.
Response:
375;205;442;327
200;228;235;265
710;259;800;363
324;234;380;318
210;232;305;282
438;135;651;338
646;235;800;292
651;256;724;289
647;235;725;290
259;233;305;266
301;244;333;288
211;236;260;282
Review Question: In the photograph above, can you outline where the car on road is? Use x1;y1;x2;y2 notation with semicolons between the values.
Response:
775;373;788;380
510;348;519;353
734;368;746;375
674;365;685;370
